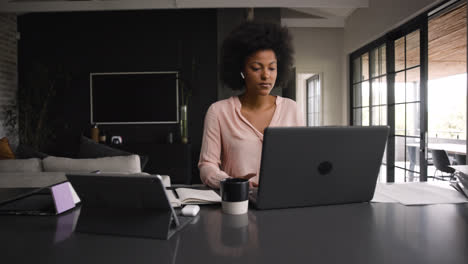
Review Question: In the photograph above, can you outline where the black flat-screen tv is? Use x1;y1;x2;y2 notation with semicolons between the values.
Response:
90;71;179;124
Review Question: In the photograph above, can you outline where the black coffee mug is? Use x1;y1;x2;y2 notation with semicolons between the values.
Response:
220;178;249;214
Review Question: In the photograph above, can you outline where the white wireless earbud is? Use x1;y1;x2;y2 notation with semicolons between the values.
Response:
240;72;245;79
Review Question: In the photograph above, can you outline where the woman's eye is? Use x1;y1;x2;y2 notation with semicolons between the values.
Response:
252;68;260;71
269;68;276;71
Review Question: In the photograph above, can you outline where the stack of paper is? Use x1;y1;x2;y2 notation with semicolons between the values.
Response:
371;182;468;205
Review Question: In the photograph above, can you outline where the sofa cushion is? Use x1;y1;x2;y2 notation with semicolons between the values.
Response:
0;158;43;172
0;172;154;188
42;155;141;174
78;136;149;170
0;137;15;160
15;144;49;159
0;172;66;188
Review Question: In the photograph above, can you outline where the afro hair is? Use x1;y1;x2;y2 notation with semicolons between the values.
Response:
221;21;294;90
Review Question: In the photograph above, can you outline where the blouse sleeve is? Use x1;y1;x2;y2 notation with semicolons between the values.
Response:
198;104;230;188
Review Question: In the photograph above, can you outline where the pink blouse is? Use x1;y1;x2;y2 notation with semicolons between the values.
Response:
198;96;304;188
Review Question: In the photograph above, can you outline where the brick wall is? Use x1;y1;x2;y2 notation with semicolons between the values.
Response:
0;13;18;146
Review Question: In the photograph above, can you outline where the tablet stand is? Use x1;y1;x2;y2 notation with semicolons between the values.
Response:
0;182;79;215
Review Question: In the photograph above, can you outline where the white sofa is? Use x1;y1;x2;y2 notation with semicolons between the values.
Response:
0;155;145;188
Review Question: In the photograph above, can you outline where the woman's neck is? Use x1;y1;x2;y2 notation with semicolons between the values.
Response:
239;92;275;111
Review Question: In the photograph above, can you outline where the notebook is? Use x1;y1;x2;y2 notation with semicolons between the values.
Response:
250;126;389;210
166;188;221;207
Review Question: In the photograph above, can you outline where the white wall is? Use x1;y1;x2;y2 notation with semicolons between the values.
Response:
291;27;345;125
341;0;443;125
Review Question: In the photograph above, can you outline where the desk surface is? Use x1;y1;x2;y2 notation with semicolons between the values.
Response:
1;203;468;264
407;143;466;155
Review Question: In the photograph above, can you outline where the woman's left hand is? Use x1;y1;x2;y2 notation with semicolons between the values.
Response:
249;180;258;188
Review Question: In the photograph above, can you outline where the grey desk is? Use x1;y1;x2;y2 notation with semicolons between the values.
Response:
1;203;468;264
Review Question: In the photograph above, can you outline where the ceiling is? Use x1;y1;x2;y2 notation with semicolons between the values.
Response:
428;3;467;80
394;3;467;80
280;7;356;27
0;0;365;27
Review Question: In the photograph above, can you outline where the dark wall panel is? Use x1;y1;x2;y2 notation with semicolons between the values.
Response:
18;9;218;182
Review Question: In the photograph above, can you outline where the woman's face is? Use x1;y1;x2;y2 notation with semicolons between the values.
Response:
242;49;277;96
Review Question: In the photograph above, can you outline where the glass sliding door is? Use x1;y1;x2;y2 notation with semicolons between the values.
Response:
351;44;388;182
427;3;467;178
392;29;424;182
352;53;370;126
350;0;466;183
370;45;388;182
351;17;428;183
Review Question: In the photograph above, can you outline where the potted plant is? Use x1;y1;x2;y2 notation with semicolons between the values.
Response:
3;61;70;151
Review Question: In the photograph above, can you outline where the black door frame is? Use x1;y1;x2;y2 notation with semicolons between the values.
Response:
350;12;431;182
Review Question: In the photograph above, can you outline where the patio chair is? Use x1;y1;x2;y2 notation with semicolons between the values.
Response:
431;149;455;181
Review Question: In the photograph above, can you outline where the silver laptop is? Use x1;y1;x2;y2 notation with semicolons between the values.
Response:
250;126;389;210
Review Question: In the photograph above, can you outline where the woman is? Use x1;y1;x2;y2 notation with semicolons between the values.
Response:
199;21;304;189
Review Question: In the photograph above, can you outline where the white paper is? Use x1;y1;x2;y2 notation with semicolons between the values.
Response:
371;187;399;203
372;182;468;205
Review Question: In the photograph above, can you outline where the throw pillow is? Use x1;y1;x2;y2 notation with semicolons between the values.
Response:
0;158;43;172
78;136;149;170
0;137;15;160
42;155;141;174
15;144;49;159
